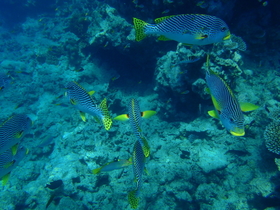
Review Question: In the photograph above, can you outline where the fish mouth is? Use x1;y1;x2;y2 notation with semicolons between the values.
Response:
223;32;231;40
230;128;245;136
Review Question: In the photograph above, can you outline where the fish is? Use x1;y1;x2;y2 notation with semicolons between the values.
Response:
0;146;28;185
128;140;146;209
114;99;156;157
0;72;11;91
133;14;231;45
92;158;132;174
173;56;200;67
0;114;32;154
65;81;112;130
205;55;259;136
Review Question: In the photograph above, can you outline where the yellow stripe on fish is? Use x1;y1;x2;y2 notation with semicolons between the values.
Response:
65;81;112;130
133;14;231;45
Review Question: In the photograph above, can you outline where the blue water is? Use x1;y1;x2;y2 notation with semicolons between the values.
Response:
0;0;280;209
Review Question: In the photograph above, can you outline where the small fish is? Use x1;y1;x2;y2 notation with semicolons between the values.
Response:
0;114;32;153
205;55;259;136
15;71;32;76
135;4;144;8
38;136;54;147
111;74;120;81
162;9;170;14
54;103;68;107
166;98;172;104
181;90;189;94
14;103;24;110
133;14;231;45
114;99;156;157
172;56;200;67
104;41;109;47
65;81;112;130
0;72;11;91
73;68;84;72
262;1;268;6
92;158;132;174
0;146;28;185
128;140;146;209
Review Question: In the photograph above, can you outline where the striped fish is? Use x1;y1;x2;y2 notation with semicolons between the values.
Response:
128;140;146;209
0;146;28;185
205;56;259;136
133;14;231;45
65;81;112;130
0;114;32;153
114;99;156;157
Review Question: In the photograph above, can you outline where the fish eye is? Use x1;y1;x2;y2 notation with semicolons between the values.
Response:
221;27;227;32
229;117;234;122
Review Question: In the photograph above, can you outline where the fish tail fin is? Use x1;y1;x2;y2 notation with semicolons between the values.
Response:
128;190;139;209
133;17;148;42
141;110;156;119
99;98;112;130
92;168;101;174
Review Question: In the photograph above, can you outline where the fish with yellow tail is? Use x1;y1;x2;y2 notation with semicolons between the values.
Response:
92;158;132;174
128;140;146;209
65;81;112;130
114;99;156;157
0;114;32;154
133;14;231;45
205;55;259;136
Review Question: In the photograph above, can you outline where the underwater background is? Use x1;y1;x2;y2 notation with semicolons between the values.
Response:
0;0;280;209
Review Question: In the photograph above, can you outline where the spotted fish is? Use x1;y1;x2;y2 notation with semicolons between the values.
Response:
133;14;231;45
114;98;156;157
0;146;28;185
205;55;259;136
65;81;112;130
0;114;32;154
128;140;146;209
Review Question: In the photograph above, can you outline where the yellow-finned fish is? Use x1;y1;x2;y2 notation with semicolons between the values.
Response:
205;55;259;136
133;14;231;45
0;146;29;185
0;114;32;154
128;140;146;209
114;99;156;157
65;81;112;130
92;158;132;174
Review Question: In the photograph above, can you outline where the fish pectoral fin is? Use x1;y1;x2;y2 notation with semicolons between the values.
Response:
141;110;156;119
88;90;95;96
14;131;23;139
70;98;77;105
114;114;129;121
208;110;219;119
194;33;208;40
79;111;86;122
2;173;10;185
240;102;259;112
3;161;15;169
157;35;172;41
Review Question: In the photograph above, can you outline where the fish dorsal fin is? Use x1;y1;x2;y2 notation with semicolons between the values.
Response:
208;110;219;119
88;90;95;96
141;110;156;119
79;111;86;122
154;15;176;24
239;102;259;112
158;35;172;41
114;114;129;121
